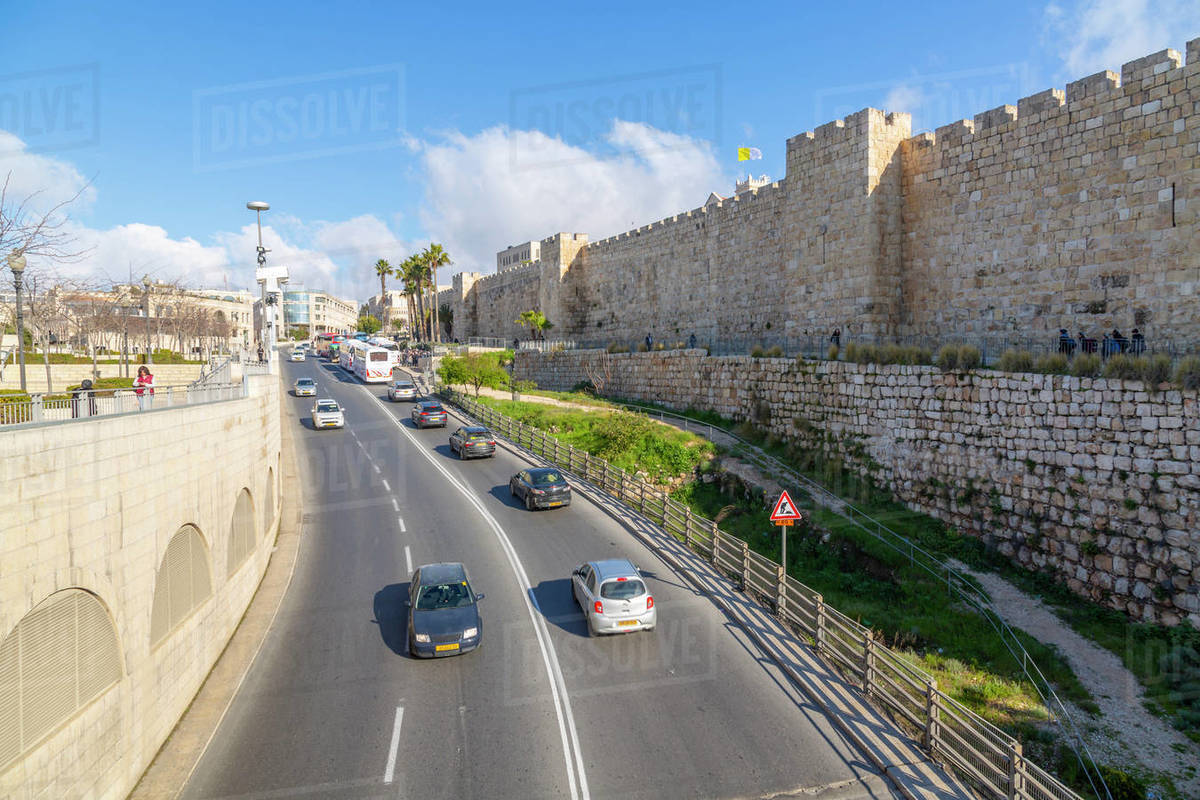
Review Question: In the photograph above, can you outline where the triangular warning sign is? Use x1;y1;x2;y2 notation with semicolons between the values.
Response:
770;490;802;522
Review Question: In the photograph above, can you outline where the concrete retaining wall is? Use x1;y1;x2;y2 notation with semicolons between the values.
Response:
0;373;282;799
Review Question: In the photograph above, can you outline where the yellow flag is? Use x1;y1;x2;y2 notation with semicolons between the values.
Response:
737;147;750;161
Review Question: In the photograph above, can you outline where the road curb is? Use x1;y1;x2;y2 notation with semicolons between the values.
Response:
129;384;307;799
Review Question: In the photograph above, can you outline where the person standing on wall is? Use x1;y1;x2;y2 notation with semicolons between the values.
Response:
830;327;841;348
134;366;155;411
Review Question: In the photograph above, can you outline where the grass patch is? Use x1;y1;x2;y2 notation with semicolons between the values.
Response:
473;396;714;483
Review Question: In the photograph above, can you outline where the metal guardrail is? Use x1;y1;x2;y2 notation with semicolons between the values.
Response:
0;382;246;427
605;398;1108;800
441;387;1094;800
511;334;1194;367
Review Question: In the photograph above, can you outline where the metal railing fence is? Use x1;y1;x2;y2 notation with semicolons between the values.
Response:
511;333;1194;368
603;398;1107;800
0;382;245;427
440;387;1095;800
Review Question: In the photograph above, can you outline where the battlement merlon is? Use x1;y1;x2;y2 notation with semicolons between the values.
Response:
1121;48;1182;84
1190;37;1200;65
785;108;911;179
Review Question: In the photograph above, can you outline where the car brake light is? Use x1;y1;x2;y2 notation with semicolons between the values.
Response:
593;600;603;615
616;576;627;581
646;596;654;610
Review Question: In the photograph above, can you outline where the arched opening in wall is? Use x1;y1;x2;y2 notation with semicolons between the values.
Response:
0;588;122;771
227;488;256;576
149;525;214;646
266;467;275;532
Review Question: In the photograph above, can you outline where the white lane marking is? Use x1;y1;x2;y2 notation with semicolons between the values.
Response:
373;463;381;474
404;544;413;575
392;497;400;512
364;388;589;800
383;705;404;784
398;517;406;533
382;479;391;492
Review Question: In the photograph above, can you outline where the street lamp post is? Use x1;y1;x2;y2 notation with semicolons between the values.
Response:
6;251;27;393
247;201;272;355
142;274;153;365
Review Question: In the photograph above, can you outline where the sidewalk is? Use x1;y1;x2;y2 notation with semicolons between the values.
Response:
446;396;974;800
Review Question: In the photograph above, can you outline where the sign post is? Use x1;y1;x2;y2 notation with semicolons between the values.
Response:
769;490;804;576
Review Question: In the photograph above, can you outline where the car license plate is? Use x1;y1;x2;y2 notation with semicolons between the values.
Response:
548;501;562;507
618;620;638;627
435;643;459;652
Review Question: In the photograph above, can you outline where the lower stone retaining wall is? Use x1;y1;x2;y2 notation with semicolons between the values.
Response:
0;373;282;799
515;349;1200;625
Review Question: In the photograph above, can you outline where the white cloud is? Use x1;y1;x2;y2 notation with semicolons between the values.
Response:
1044;0;1200;78
413;120;730;274
0;130;96;216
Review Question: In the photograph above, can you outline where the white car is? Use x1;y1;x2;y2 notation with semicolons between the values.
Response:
293;378;317;397
290;350;306;362
387;379;418;401
571;558;656;636
311;398;345;429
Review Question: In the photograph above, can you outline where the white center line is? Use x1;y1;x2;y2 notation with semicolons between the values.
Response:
373;463;381;474
383;705;404;784
404;544;412;574
391;497;399;512
382;479;391;492
398;516;406;533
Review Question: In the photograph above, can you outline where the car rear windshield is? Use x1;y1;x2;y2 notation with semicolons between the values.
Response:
466;432;491;441
416;581;475;610
532;471;562;485
369;351;388;361
600;579;646;600
395;382;413;389
297;380;314;386
423;404;443;412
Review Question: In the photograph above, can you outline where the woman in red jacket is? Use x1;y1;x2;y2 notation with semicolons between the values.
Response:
134;365;155;410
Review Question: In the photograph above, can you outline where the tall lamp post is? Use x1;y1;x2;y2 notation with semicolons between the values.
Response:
142;274;153;365
247;201;272;354
6;251;27;393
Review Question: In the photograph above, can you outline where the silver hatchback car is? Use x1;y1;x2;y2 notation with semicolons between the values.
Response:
571;558;656;636
387;379;418;402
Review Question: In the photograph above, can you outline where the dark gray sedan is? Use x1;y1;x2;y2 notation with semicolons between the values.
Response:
509;467;572;510
407;562;484;658
450;425;496;459
411;400;447;428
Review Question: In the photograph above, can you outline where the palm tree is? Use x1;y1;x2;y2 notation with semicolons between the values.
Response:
398;257;419;338
424;244;451;344
402;254;430;341
374;259;392;325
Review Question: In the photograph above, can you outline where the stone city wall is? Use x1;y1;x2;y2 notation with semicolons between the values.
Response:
0;374;282;799
450;39;1200;349
514;349;1200;626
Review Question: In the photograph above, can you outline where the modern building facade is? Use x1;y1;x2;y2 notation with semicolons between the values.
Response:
275;289;357;336
496;241;540;273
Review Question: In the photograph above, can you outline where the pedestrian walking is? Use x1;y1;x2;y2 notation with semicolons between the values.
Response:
134;366;155;411
645;333;653;351
257;344;265;362
1111;328;1129;354
688;333;697;349
830;327;841;348
1057;329;1076;355
1130;328;1146;355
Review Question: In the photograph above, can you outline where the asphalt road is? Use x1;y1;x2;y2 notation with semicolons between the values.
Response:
180;356;895;800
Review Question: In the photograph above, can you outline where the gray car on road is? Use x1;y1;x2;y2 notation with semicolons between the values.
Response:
407;562;484;658
571;558;655;636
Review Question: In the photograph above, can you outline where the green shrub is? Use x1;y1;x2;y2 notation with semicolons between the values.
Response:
652;342;665;351
997;349;1034;373
957;345;981;370
936;344;959;371
1070;353;1100;377
636;342;648;353
1102;354;1140;380
750;345;765;358
878;344;902;365
853;343;878;365
1140;353;1171;387
1034;353;1068;374
765;345;784;358
1175;355;1200;390
1097;765;1145;800
607;342;629;354
827;344;839;361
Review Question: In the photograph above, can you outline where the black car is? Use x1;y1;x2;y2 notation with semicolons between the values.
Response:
407;562;484;658
411;400;447;428
509;467;572;510
449;425;496;459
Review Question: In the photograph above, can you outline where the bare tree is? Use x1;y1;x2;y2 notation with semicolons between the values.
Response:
583;352;615;396
0;172;91;263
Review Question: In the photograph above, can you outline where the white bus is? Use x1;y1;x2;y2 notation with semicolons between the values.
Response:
341;340;400;383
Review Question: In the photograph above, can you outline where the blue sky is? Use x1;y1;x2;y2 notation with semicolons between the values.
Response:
2;0;1197;301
